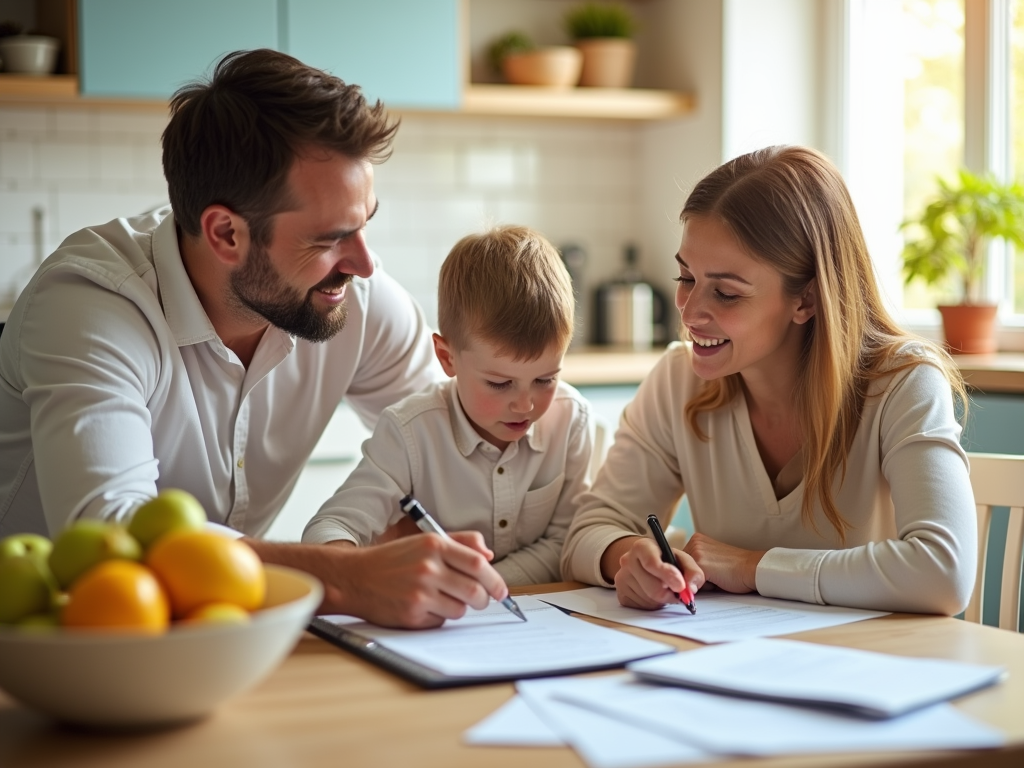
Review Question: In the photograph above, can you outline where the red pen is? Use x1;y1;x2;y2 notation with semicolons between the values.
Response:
647;514;696;614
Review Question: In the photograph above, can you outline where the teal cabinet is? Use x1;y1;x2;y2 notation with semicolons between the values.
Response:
78;0;279;98
282;0;461;110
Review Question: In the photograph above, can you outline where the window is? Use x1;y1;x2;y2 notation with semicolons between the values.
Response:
845;0;1023;340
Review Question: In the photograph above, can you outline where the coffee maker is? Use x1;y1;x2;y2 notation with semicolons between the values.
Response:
593;245;669;349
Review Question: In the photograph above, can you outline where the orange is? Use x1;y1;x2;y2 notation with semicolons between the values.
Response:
61;560;170;634
147;531;265;618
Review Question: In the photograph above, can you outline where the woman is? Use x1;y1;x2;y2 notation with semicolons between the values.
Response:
561;146;976;615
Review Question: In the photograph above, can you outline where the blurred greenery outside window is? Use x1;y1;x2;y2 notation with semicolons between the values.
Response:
899;0;1024;317
902;0;964;310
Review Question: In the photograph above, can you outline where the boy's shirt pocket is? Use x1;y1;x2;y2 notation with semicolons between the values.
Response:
515;472;566;546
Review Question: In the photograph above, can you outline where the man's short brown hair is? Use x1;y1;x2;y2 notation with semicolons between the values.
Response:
162;48;398;246
438;225;575;360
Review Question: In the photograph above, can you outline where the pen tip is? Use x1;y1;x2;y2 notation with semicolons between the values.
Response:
685;601;696;615
503;597;527;622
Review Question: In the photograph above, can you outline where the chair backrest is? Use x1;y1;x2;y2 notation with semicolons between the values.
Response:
965;452;1024;631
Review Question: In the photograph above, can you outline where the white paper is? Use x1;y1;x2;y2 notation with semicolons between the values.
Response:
539;587;888;643
318;596;675;677
516;677;714;768
553;676;1005;757
629;638;1007;718
463;695;564;747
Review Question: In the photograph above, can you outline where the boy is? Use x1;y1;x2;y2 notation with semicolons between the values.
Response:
302;225;594;585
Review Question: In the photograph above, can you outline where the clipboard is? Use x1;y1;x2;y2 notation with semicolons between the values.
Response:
307;597;676;689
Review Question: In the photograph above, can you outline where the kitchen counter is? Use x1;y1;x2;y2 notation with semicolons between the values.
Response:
565;347;1024;394
562;346;665;387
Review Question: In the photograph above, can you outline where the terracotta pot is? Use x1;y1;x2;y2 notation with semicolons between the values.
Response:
937;304;998;354
502;47;582;88
574;38;636;88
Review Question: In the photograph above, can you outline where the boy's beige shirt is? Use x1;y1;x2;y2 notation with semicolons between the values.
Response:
303;379;594;586
561;342;977;616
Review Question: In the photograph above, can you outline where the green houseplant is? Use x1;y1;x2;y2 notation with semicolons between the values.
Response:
564;3;637;87
901;169;1024;353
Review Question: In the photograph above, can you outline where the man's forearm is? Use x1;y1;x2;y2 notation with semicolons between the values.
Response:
245;539;357;615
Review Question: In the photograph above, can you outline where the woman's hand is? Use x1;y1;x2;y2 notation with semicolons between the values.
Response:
604;536;705;610
682;532;766;594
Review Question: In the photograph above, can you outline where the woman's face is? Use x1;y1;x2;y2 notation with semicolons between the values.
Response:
674;215;815;384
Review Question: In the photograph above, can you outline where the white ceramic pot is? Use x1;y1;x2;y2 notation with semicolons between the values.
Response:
0;35;60;76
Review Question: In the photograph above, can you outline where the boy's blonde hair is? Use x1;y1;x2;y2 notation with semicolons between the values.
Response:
438;225;575;360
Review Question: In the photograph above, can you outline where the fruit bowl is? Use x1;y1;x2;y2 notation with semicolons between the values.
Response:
0;565;322;727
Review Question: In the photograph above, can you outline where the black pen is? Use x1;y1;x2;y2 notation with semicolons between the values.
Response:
399;494;527;622
647;514;696;614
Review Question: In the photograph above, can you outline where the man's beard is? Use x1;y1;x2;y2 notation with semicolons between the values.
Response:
229;240;350;343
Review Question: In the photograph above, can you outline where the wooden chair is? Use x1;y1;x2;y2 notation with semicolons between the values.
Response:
965;452;1024;631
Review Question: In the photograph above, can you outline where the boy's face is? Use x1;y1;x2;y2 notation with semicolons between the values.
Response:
432;334;565;450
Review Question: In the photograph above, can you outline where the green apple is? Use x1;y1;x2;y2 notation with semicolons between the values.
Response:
48;520;142;590
0;556;52;624
0;533;52;562
128;489;207;549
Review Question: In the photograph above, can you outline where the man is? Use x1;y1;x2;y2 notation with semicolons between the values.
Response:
0;49;508;628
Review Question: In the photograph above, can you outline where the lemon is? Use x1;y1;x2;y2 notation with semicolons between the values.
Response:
184;602;251;626
147;531;265;618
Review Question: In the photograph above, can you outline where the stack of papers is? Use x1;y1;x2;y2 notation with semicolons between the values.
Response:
538;586;888;643
629;638;1006;718
466;638;1006;768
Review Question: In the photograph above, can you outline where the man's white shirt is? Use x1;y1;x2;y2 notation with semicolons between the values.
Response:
0;207;443;538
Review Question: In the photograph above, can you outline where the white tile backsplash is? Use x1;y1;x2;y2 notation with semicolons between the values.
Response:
1;106;650;330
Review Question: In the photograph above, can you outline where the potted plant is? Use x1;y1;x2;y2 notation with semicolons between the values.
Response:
564;3;637;88
901;168;1024;354
487;30;582;88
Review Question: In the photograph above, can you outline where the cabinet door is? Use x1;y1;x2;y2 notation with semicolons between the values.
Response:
78;0;278;98
284;0;460;110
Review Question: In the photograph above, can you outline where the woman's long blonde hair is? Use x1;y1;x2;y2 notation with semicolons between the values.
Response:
681;146;967;542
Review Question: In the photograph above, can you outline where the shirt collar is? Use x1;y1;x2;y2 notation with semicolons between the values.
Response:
151;210;295;359
446;380;546;457
151;212;219;347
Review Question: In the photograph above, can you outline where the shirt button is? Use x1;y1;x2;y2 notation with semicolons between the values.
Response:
237;458;244;469
497;467;505;475
499;519;509;528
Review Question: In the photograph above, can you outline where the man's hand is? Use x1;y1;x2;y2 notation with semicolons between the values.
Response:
247;532;509;629
681;532;765;594
601;536;705;610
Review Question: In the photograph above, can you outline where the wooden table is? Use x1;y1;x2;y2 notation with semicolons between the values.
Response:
2;583;1022;768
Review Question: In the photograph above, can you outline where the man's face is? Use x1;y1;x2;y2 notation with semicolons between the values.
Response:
230;150;378;343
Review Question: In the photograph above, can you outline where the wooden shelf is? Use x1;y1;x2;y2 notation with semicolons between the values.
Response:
0;77;693;122
461;84;694;120
0;74;78;100
0;75;167;111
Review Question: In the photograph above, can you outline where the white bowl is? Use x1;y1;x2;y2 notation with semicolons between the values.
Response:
0;564;323;726
0;35;60;75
